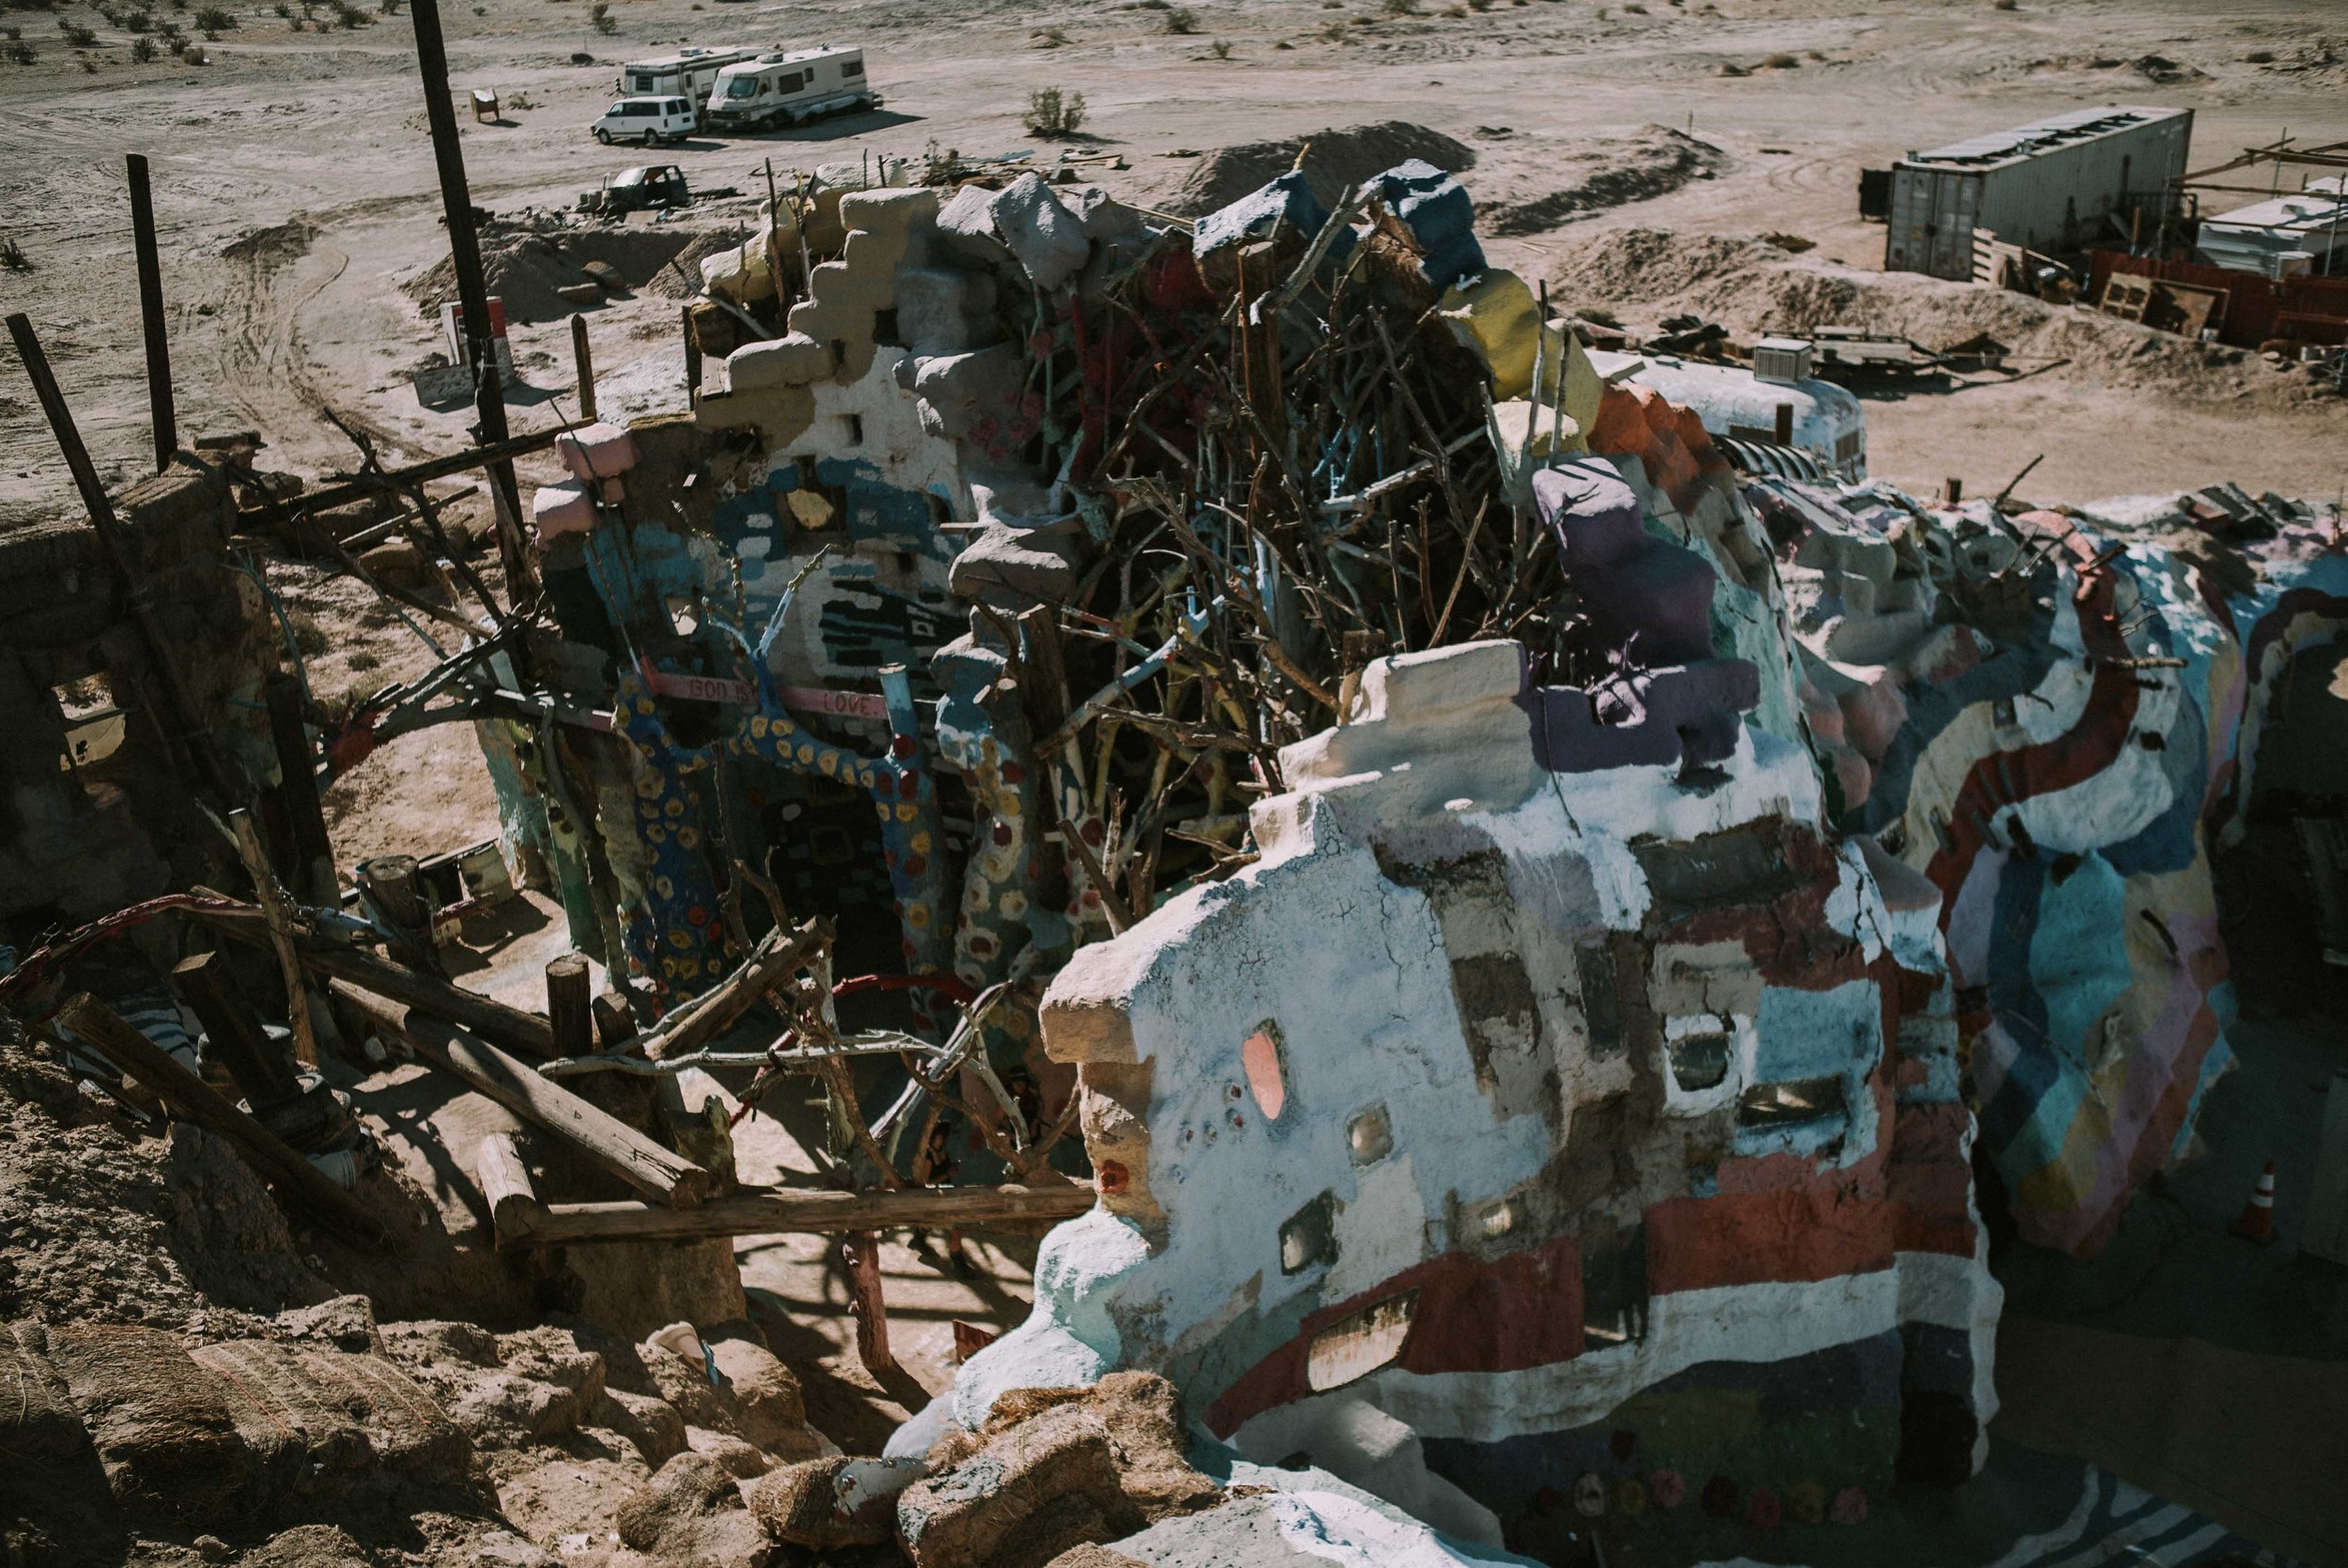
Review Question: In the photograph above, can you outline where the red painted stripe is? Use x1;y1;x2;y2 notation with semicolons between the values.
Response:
1205;1236;1583;1437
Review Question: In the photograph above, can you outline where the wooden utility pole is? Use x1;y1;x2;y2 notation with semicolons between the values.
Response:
125;154;177;473
406;0;533;598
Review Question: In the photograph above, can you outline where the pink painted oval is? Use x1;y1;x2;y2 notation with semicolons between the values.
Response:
1243;1025;1286;1120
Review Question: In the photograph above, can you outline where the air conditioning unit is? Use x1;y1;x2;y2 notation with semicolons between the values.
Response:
1753;336;1815;385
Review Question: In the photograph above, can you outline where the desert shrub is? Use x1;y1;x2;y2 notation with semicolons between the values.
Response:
283;609;330;656
1760;50;1798;67
1206;35;1229;55
59;19;96;43
1;40;27;62
131;33;153;54
1032;23;1068;46
1162;6;1197;32
192;4;232;27
589;0;615;31
1380;0;1417;13
1022;85;1087;137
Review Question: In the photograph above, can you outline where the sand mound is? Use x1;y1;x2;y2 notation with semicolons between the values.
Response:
1476;126;1728;237
223;220;318;269
645;225;754;300
1168;120;1475;216
402;227;702;324
1540;227;2326;412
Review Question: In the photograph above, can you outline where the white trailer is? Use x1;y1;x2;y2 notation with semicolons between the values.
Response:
704;46;876;133
1885;106;2193;281
616;48;760;106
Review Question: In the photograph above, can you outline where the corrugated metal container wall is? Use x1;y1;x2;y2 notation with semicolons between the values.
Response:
1887;166;1983;280
1883;110;2193;281
1974;113;2192;254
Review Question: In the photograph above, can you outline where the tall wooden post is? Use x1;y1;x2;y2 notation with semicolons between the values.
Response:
545;954;594;1059
406;0;533;599
126;154;177;473
360;854;436;974
569;315;596;423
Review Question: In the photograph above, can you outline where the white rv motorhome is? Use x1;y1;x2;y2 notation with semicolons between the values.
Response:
615;48;759;107
703;46;876;133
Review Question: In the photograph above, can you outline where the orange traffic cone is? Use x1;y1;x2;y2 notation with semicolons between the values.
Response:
2231;1161;2277;1243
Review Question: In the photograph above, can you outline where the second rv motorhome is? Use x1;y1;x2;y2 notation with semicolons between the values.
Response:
614;48;759;107
703;46;875;132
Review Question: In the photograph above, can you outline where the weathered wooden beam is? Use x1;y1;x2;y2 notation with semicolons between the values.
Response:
231;808;318;1068
474;1129;544;1244
292;428;558;519
514;1180;1096;1246
641;918;827;1061
307;945;555;1059
58;995;382;1241
332;980;710;1209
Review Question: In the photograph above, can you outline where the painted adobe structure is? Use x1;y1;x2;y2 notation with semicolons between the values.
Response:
1749;475;2348;1254
484;153;2348;1541
951;460;2001;1549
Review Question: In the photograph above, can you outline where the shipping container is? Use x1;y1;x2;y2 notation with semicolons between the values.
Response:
1885;107;2193;281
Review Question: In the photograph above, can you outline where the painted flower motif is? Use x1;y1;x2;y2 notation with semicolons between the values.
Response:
1787;1482;1826;1525
1612;1477;1647;1517
1698;1475;1738;1517
1646;1469;1686;1510
1830;1486;1868;1525
1745;1487;1782;1530
1572;1473;1607;1517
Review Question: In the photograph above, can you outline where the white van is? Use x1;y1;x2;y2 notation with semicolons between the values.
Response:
592;96;698;146
615;47;758;104
703;46;877;133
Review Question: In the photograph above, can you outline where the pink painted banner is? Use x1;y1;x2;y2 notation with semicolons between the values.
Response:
641;664;887;721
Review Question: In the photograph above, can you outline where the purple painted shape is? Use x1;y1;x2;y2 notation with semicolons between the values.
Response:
1524;662;1759;774
1534;460;1717;668
1519;457;1757;773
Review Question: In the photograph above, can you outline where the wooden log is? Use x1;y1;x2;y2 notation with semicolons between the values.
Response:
475;1130;545;1244
306;945;556;1059
231;809;318;1068
641;919;826;1061
514;1180;1096;1245
332;980;711;1209
546;955;595;1059
172;951;301;1107
58;995;382;1241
